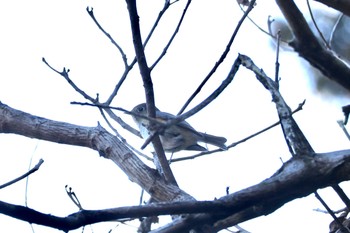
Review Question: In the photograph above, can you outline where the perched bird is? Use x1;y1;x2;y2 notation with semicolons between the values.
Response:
131;103;227;153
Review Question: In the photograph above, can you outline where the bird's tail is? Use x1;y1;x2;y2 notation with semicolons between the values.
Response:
201;133;227;150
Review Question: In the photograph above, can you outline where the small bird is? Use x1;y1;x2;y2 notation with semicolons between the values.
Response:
131;103;227;153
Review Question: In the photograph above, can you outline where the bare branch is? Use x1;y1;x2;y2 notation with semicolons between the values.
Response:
0;159;44;190
150;0;192;70
125;0;177;186
275;31;281;87
314;191;350;233
65;186;84;210
0;102;193;202
238;2;273;39
171;100;305;163
151;150;350;232
42;58;96;102
276;0;350;92
178;0;256;115
86;7;128;67
239;54;313;156
103;1;177;104
306;0;330;49
2;150;350;232
240;54;350;231
337;120;350;141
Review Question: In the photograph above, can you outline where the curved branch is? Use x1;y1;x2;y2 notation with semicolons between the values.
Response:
276;0;350;92
0;102;192;202
150;150;350;233
1;150;350;232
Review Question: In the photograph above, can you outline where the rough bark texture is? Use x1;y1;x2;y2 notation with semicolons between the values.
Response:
0;102;193;202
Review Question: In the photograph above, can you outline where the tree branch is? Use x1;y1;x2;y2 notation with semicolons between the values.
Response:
0;159;44;189
314;0;350;17
150;150;350;233
178;0;256;115
1;150;350;232
125;0;177;186
275;0;350;92
150;0;192;70
239;54;313;156
0;102;192;202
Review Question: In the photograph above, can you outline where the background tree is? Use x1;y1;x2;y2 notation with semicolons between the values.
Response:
0;0;350;232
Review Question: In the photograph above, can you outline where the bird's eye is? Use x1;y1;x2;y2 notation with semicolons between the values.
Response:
137;106;145;112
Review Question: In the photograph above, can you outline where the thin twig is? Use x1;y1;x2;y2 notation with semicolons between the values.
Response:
71;101;141;137
42;58;96;102
65;185;84;210
25;142;40;207
171;100;305;162
238;2;274;39
329;13;344;49
0;159;44;189
306;0;331;49
177;0;256;115
314;207;348;214
275;31;281;88
87;2;175;104
337;120;350;141
104;0;176;104
150;0;192;70
86;7;128;67
315;191;350;233
142;1;171;48
104;63;136;105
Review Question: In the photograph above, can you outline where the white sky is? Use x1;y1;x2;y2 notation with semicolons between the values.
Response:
0;0;350;232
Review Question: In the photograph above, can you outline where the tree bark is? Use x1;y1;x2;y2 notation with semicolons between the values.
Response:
0;102;193;202
0;147;350;232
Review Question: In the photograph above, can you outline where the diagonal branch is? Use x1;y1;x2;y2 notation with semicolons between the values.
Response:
275;0;350;92
171;101;305;163
125;0;177;186
239;54;313;156
0;159;44;189
0;102;192;202
86;7;128;68
150;0;192;70
42;58;96;103
178;0;256;115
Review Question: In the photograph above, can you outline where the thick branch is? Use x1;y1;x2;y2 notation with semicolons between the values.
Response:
150;150;350;233
276;0;350;92
315;0;350;17
239;54;313;156
0;102;192;202
2;150;350;232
